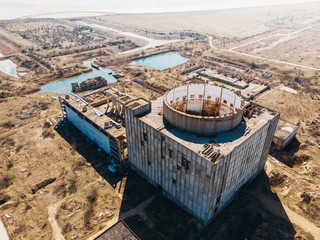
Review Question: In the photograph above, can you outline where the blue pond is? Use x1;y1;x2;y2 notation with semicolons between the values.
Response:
134;52;189;70
40;59;117;94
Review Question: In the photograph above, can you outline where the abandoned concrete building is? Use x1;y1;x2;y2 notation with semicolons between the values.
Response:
273;119;299;150
60;83;279;226
59;92;127;163
71;76;108;93
184;68;269;100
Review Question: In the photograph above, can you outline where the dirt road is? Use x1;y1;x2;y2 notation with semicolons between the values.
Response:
258;159;320;240
225;49;320;71
207;25;320;71
48;201;65;240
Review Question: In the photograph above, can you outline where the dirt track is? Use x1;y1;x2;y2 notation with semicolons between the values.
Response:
254;160;320;240
48;201;65;240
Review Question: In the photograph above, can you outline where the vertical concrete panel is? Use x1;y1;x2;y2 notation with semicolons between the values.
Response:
66;106;111;154
124;102;278;226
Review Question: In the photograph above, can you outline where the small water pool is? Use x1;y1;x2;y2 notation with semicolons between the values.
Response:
134;52;189;70
0;59;20;78
39;59;117;94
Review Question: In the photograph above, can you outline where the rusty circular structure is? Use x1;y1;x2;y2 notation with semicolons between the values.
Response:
163;84;245;135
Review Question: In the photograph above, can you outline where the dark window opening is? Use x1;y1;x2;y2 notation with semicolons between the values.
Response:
143;132;148;141
186;161;190;170
182;155;190;170
172;178;176;184
182;156;186;167
148;161;151;166
169;148;173;158
141;140;144;146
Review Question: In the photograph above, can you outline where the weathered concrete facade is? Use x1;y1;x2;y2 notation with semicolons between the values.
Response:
60;94;127;163
273;119;299;150
124;86;279;226
65;104;111;153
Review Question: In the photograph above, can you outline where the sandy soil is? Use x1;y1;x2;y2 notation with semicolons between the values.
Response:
92;2;320;39
228;24;320;69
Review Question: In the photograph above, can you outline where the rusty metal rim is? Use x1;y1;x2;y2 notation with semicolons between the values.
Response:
163;86;245;120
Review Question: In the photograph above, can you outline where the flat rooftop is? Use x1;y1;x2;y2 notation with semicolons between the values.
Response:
200;69;249;88
139;96;277;163
274;119;299;141
126;98;150;110
64;95;126;140
241;83;269;99
94;220;140;240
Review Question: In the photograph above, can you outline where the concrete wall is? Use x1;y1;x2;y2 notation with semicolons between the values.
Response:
163;101;243;135
273;127;297;150
166;84;242;112
125;103;279;226
65;105;111;154
163;84;244;135
205;113;279;224
125;105;214;223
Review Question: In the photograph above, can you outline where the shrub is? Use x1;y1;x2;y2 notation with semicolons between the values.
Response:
43;121;51;128
86;189;98;204
0;174;14;190
53;183;67;198
24;203;32;211
39;101;50;110
16;144;23;152
73;157;86;171
68;178;77;194
7;161;13;170
1;137;15;147
0;120;15;129
301;192;312;203
63;222;72;233
42;129;55;138
84;205;94;229
0;192;10;205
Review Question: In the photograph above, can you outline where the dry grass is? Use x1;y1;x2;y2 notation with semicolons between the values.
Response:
256;88;319;124
0;93;122;239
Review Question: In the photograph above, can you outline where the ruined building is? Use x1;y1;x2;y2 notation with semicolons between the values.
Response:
124;84;279;225
60;83;279;226
71;76;108;93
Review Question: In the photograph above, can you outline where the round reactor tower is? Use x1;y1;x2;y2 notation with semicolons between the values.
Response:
163;84;245;136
